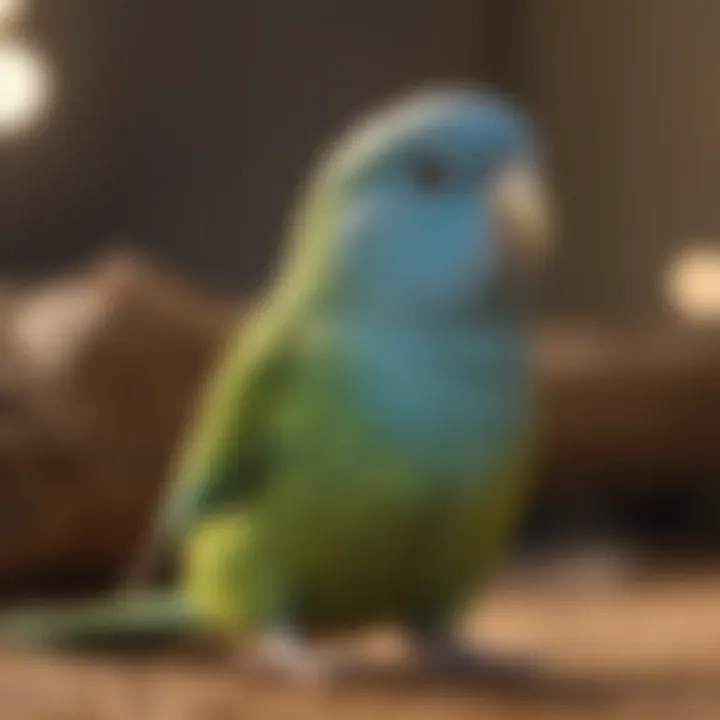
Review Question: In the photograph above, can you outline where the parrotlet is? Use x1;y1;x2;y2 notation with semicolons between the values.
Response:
2;85;553;683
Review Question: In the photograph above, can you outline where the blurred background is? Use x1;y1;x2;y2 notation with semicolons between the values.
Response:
0;1;719;718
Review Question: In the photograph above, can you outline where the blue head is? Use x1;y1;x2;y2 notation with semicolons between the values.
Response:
283;86;553;327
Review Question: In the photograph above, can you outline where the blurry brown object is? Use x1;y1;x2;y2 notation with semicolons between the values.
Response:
0;254;236;592
537;323;720;490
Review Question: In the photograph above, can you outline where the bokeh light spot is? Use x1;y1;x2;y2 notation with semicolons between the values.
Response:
0;42;51;136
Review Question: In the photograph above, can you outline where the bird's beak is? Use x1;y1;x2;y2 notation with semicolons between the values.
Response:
489;159;555;267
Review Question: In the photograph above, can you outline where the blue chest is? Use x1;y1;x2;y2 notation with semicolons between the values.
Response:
335;320;530;474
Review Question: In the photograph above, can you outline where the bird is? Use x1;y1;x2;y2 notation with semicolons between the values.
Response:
1;85;553;684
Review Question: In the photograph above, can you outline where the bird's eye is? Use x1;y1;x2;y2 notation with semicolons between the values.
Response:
411;155;450;193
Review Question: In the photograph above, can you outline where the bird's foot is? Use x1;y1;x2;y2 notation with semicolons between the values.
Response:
239;630;351;688
415;634;538;685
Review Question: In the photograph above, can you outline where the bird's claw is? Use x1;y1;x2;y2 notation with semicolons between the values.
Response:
417;636;538;685
238;630;349;688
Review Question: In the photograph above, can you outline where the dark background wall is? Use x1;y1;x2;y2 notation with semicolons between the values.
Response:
515;0;720;320
2;0;720;318
0;1;507;291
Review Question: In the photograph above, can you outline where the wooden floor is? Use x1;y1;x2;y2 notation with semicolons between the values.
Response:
0;569;719;719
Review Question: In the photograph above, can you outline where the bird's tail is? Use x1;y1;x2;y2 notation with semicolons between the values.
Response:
0;589;199;651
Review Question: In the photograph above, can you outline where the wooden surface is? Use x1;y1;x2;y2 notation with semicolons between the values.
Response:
1;569;718;719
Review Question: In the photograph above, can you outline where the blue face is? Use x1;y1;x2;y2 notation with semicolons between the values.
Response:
328;90;539;322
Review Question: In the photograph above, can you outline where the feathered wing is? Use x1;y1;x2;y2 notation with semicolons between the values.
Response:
128;306;290;585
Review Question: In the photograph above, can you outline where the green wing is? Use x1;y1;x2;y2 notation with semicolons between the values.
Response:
126;306;288;587
165;309;287;537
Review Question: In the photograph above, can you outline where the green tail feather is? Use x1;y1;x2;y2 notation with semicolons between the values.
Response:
0;589;199;650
